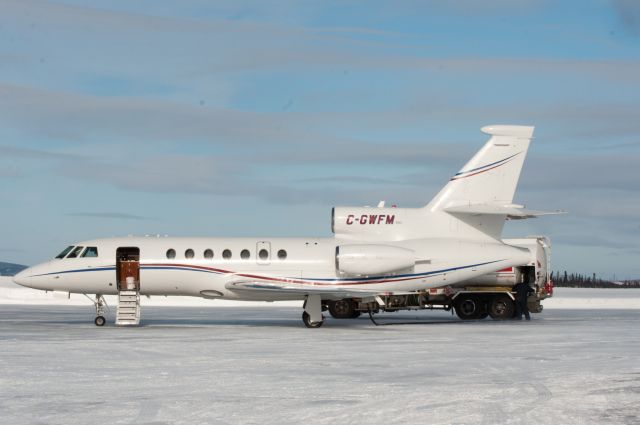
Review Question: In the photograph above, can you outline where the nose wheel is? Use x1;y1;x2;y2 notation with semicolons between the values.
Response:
84;294;109;326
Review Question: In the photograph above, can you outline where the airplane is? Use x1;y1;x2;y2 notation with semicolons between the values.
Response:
13;125;558;328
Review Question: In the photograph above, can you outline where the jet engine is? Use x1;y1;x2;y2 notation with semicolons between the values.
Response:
335;244;415;276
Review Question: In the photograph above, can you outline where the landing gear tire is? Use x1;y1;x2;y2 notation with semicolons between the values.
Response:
302;312;324;328
489;295;515;320
327;299;361;319
455;295;481;320
94;316;106;327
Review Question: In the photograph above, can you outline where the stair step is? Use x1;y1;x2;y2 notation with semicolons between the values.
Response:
116;320;140;326
116;289;141;326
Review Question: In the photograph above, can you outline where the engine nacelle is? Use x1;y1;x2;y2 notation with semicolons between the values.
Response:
335;244;415;276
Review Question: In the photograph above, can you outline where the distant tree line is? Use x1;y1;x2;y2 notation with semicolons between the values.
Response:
551;271;640;288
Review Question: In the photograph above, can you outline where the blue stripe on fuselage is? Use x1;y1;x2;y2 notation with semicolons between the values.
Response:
28;259;504;284
454;152;520;176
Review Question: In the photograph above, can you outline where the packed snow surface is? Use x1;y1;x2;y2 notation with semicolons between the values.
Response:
1;301;639;424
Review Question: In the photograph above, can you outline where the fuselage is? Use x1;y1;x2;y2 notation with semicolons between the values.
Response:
13;235;530;301
10;125;554;328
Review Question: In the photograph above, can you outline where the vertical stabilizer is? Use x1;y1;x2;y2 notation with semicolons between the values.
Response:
427;125;534;239
429;125;534;210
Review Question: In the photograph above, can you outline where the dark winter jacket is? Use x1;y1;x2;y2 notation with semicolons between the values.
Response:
513;282;534;301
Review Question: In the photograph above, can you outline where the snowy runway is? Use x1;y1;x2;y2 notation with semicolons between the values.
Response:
1;305;639;424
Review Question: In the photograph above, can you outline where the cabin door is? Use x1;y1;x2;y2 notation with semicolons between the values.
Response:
116;247;140;291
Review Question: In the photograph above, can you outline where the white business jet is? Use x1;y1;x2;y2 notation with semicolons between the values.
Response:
14;125;554;328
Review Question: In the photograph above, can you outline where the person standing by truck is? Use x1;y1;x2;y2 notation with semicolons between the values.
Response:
513;280;534;320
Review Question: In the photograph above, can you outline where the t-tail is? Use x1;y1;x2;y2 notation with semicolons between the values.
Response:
332;125;559;242
426;125;535;240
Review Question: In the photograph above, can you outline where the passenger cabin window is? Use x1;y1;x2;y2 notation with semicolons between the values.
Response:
55;246;74;259
222;249;232;259
204;249;213;259
259;249;269;260
81;247;99;258
277;249;287;260
185;249;195;259
241;249;250;259
67;246;84;259
166;249;176;259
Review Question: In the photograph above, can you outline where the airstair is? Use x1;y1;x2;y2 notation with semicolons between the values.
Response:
115;290;141;326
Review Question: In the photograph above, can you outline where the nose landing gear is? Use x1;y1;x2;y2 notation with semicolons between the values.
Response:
84;294;108;326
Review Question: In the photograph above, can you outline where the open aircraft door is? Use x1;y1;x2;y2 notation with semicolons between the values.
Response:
116;247;140;291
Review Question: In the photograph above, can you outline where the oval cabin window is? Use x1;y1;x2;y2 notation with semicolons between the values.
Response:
222;249;232;259
277;249;287;260
204;249;213;259
166;249;176;259
259;249;269;260
185;249;195;259
240;249;250;259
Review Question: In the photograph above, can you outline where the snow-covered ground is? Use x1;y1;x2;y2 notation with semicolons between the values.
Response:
1;277;639;424
544;287;640;309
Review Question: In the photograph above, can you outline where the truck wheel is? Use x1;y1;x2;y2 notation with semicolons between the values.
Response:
328;299;359;319
489;295;514;320
455;295;481;320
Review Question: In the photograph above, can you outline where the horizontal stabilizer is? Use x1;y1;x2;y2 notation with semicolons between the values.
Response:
444;204;566;220
225;280;379;298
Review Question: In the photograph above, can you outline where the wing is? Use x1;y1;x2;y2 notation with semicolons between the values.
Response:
225;280;380;299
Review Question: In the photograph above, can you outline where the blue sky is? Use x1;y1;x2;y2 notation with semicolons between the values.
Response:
0;0;639;279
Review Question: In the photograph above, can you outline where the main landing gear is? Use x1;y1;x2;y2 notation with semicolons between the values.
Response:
84;294;108;326
302;311;323;328
302;295;324;328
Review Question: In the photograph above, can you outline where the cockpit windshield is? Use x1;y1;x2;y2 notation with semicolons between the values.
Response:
66;246;84;259
55;246;74;259
81;247;98;258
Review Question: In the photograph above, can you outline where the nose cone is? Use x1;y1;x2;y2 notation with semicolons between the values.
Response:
12;268;32;288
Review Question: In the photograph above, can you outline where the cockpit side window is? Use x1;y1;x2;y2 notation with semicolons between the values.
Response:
66;246;84;259
55;246;74;259
81;247;99;258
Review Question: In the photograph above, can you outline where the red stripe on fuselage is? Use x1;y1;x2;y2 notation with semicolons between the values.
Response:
142;263;436;286
450;162;508;180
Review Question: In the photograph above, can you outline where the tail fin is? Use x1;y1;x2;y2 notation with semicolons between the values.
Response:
428;125;534;211
426;125;534;240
